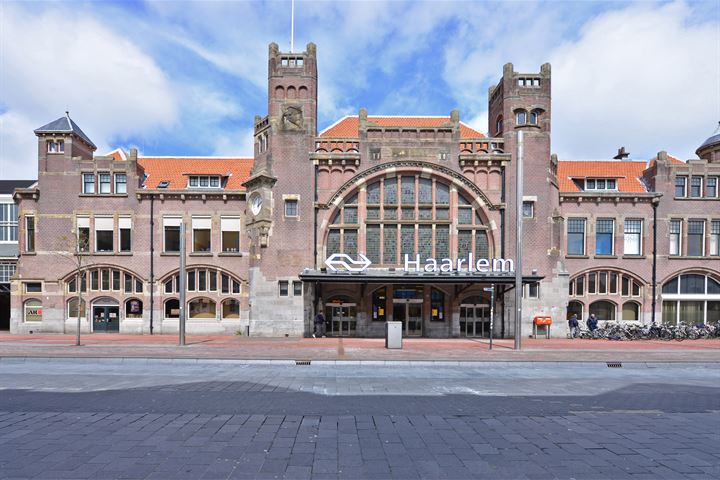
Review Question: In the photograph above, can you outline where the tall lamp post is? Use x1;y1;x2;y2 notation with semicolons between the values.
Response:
514;130;524;350
651;196;660;324
179;222;186;346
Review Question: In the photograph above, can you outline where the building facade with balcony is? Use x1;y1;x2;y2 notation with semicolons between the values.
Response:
9;42;720;338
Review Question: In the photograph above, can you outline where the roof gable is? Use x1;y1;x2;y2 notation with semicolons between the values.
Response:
320;116;485;138
557;160;649;193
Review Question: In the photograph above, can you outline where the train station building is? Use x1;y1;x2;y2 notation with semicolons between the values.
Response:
8;42;720;338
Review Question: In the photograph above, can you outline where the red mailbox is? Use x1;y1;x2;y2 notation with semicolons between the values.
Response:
532;316;552;338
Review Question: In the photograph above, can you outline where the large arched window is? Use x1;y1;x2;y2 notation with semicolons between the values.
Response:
67;298;86;319
222;299;240;319
164;299;179;319
125;299;143;319
24;299;42;322
622;302;640;321
327;176;490;266
589;300;616;321
662;273;720;325
566;301;583;320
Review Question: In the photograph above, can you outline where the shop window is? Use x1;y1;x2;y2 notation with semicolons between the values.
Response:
114;173;127;194
372;287;386;322
595;219;614;255
165;299;180;319
431;288;445;321
675;176;687;198
687;220;704;256
589;300;616;321
293;281;302;296
82;173;95;194
119;217;131;252
222;299;240;319
221;217;241;253
623;219;642;255
189;298;216;319
95;217;114;252
24;299;42;322
25;216;35;253
125;299;143;319
567;218;585;255
67;298;86;319
192;217;211;252
669;220;681;256
278;280;289;296
163;217;181;252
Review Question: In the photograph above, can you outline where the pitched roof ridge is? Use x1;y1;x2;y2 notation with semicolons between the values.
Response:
139;155;253;159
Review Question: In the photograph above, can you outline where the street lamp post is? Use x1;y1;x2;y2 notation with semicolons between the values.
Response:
485;285;495;350
514;130;524;350
179;221;186;346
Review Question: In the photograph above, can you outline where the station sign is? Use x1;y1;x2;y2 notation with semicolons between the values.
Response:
324;253;515;274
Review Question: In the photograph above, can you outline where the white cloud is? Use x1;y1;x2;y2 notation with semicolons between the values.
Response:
0;5;178;178
550;1;719;159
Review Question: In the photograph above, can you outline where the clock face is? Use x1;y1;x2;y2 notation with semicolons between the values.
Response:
250;195;263;216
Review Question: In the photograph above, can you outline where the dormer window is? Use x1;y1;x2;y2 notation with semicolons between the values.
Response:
47;140;64;153
585;178;617;191
188;175;221;188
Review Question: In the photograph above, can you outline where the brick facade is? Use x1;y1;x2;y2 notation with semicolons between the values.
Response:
9;43;720;338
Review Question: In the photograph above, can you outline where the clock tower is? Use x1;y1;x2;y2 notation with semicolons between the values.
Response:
244;42;318;336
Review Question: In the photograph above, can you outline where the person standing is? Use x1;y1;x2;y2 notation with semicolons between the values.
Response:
587;313;598;332
568;314;579;338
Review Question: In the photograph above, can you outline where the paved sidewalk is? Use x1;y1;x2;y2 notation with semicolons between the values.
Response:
1;333;719;363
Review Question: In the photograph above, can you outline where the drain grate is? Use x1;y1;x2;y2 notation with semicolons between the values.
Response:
295;360;311;366
607;362;623;368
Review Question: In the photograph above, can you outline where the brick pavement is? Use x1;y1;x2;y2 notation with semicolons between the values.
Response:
0;333;719;363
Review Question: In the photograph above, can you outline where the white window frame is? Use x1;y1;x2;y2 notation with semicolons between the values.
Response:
220;216;241;253
623;219;643;256
595;218;615;256
0;202;19;243
25;215;35;253
522;201;534;219
585;178;617;191
707;177;718;198
77;216;90;252
118;216;132;252
82;173;95;194
163;216;182;253
284;199;299;217
98;173;112;194
669;219;682;256
188;175;221;189
567;218;586;256
690;176;703;198
192;216;212;252
711;220;720;256
114;173;127;194
687;220;705;257
675;176;687;198
47;140;64;153
94;216;114;253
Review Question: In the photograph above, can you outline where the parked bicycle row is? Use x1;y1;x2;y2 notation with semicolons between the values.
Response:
568;321;720;341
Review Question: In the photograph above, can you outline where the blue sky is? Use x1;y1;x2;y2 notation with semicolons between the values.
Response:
1;0;718;179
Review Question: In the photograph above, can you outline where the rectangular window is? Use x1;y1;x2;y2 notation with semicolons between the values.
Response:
77;216;90;252
188;175;221;188
609;272;618;294
91;270;99;290
622;276;630;296
284;199;298;217
522;201;534;218
567;218;585;255
209;271;217;291
25;282;41;293
690;176;702;198
187;270;196;291
114;173;127;194
575;276;584;296
198;270;206;291
588;272;596;294
711;221;720;256
119;217;131;252
669;220;681;256
675;176;687;197
598;271;607;294
47;140;64;153
687;220;705;256
112;270;121;291
220;217;241;253
82;173;95;194
192;217;211;252
528;283;539;298
595;219;614;255
101;269;110;291
383;225;397;264
279;280;289;296
0;203;19;242
0;262;16;283
124;273;132;294
98;173;111;194
293;281;302;296
25;216;35;253
623;219;642;255
707;177;718;198
163;217;181;252
94;217;114;252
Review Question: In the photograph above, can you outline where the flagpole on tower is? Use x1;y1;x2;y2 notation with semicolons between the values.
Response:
290;0;295;53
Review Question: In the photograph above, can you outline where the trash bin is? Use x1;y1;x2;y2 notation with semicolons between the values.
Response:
385;321;402;349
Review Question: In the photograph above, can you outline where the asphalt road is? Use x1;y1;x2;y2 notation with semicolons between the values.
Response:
0;360;718;479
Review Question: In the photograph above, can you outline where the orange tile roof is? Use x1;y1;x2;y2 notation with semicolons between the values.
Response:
557;160;649;193
138;157;254;190
320;116;485;138
647;153;686;167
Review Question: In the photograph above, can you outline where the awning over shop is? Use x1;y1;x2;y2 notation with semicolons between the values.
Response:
299;269;544;285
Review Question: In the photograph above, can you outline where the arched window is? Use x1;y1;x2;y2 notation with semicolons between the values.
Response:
515;110;527;125
189;298;216;319
328;176;490;266
125;299;143;319
529;111;538;125
589;300;616;321
222;299;240;319
24;299;42;322
622;302;640;321
164;299;179;319
495;115;503;135
161;268;242;295
67;298;86;319
662;273;720;325
567;300;583;320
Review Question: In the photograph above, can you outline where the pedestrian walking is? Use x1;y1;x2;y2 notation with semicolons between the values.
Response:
313;312;326;338
587;313;598;332
568;314;579;338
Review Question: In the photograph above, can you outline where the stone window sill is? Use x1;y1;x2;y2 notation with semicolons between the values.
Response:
565;255;589;259
594;255;617;259
621;255;646;259
189;252;213;257
161;252;180;256
219;252;243;257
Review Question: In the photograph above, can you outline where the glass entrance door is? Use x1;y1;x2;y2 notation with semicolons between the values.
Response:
393;300;423;336
92;306;119;332
460;303;490;337
325;303;357;337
